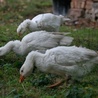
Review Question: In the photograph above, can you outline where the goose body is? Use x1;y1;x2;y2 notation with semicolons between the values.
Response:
0;31;73;56
17;13;70;35
19;46;98;82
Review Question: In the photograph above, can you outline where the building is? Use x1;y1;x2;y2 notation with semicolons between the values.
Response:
69;0;98;21
52;0;98;21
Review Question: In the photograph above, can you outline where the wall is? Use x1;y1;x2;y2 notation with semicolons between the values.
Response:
69;0;98;21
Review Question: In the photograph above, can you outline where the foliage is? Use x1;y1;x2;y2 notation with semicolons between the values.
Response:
65;86;96;98
32;74;54;86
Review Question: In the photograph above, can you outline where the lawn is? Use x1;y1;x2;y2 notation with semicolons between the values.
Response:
0;0;98;98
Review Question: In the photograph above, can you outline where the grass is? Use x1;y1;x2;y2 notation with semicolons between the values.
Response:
0;0;98;98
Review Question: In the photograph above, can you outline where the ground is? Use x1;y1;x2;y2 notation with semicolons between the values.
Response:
0;0;98;98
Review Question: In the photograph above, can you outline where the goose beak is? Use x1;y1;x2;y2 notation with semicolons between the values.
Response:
17;32;21;36
19;75;25;83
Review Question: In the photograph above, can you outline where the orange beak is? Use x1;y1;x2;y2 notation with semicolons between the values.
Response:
19;75;25;83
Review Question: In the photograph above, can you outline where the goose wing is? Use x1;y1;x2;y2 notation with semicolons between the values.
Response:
46;46;98;67
21;31;64;50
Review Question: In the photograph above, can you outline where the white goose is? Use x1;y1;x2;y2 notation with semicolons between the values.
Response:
19;46;98;86
0;31;73;56
17;13;70;35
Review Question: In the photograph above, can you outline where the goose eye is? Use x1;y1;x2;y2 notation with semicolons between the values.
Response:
21;70;23;73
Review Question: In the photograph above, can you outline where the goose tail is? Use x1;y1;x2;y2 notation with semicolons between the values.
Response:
93;56;98;64
60;36;74;46
59;15;71;22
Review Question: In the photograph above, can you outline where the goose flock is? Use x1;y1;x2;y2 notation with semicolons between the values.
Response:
1;13;98;87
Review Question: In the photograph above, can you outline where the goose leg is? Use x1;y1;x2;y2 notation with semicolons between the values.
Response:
65;75;72;85
47;75;72;88
47;79;64;88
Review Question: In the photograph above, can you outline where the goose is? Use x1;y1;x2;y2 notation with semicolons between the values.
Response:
17;13;70;35
0;31;73;56
19;46;98;87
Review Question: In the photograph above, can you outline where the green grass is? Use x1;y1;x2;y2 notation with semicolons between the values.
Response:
0;0;98;98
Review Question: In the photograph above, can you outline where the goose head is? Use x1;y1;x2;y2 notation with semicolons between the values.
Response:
19;52;35;83
17;19;31;36
19;63;33;83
